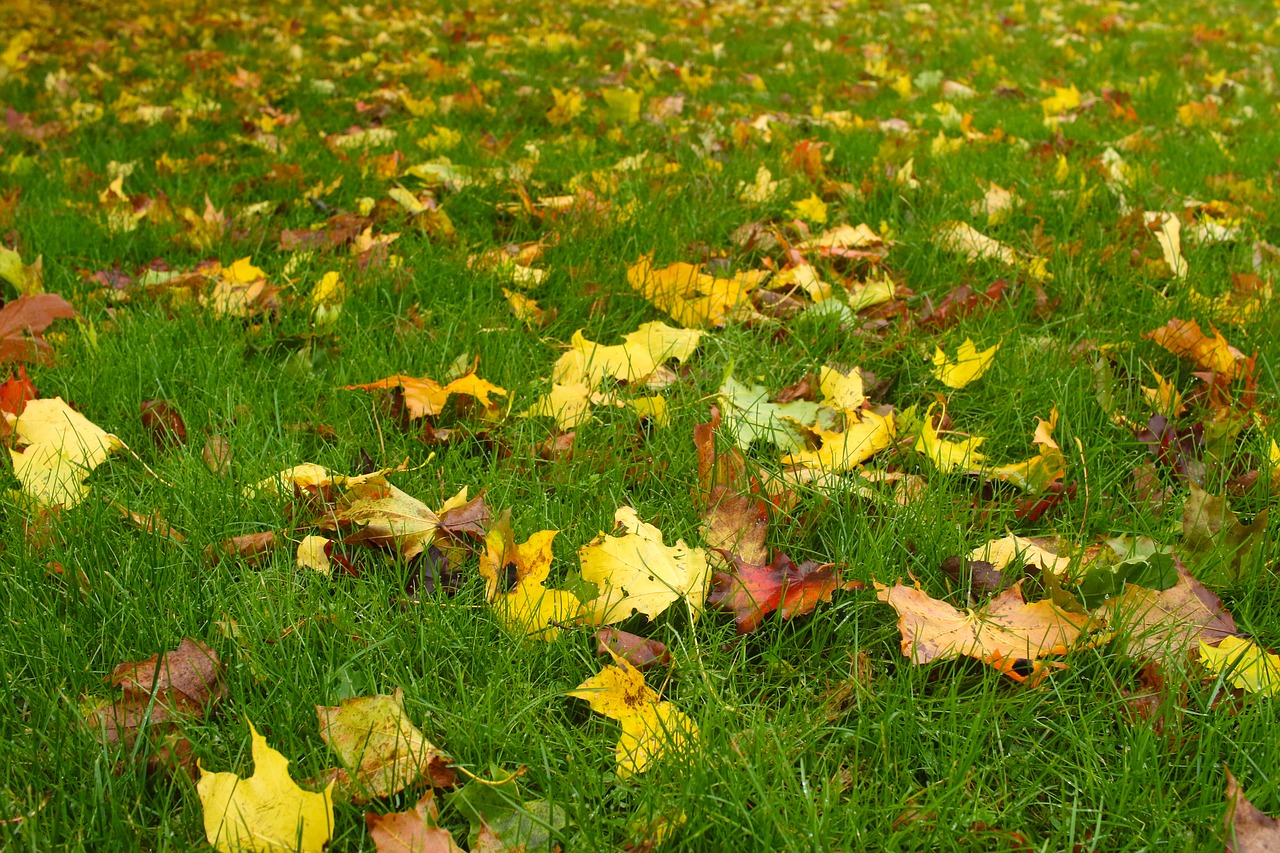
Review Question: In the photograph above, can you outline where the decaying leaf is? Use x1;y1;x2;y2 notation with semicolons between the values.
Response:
366;791;464;853
478;512;582;640
1095;558;1236;665
968;534;1072;576
6;397;126;507
317;688;454;802
1224;768;1280;853
708;552;861;634
693;406;769;566
139;399;187;448
346;372;507;420
876;580;1091;682
197;722;335;853
596;628;670;670
932;338;1000;389
936;221;1048;278
320;477;463;560
82;638;225;776
568;652;698;778
1181;484;1269;585
580;507;711;626
1199;636;1280;696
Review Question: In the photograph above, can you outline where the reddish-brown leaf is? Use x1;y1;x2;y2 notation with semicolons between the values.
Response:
202;434;232;473
0;293;79;364
708;552;862;634
139;399;187;448
366;792;463;853
437;491;490;542
595;628;670;670
917;280;1008;328
207;531;280;565
694;406;770;564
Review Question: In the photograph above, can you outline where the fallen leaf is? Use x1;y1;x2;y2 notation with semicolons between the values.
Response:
320;476;447;560
1225;768;1280;853
568;652;698;778
446;769;567;852
552;322;702;388
937;221;1048;278
0;245;43;295
197;722;335;853
139;399;187;448
818;365;865;410
931;338;1000;388
0;293;79;364
596;628;670;670
346;372;508;420
717;372;824;454
0;365;37;418
1145;318;1247;380
297;535;333;576
693;406;769;565
708;552;862;633
478;512;582;640
1098;560;1235;665
1199;636;1280;696
6;397;125;507
209;531;281;565
580;507;711;626
317;688;454;802
968;534;1072;575
876;580;1091;682
1144;211;1188;279
626;254;762;328
366;791;464;853
1181;484;1269;585
781;409;896;472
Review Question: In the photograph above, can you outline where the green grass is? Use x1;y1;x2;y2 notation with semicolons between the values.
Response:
2;0;1279;849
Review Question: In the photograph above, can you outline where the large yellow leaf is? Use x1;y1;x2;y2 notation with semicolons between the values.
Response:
197;722;334;853
580;507;711;625
317;689;454;802
931;338;1000;388
626;254;762;328
780;409;895;472
6;397;125;507
568;654;698;778
817;365;864;410
1199;636;1280;696
916;403;986;471
345;373;507;419
478;516;582;640
552;322;702;388
876;580;1091;682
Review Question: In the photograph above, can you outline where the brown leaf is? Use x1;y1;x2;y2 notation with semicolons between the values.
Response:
366;792;464;853
595;629;670;670
82;639;225;777
437;491;491;543
139;399;187;448
202;434;232;473
876;580;1091;682
1095;557;1236;665
694;407;769;565
0;293;80;364
774;373;818;403
708;552;861;634
208;531;280;565
917;280;1008;328
1225;768;1280;853
535;432;575;461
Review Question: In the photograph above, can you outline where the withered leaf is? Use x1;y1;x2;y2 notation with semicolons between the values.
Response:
709;552;861;634
596;628;670;670
1225;768;1280;853
140;399;187;448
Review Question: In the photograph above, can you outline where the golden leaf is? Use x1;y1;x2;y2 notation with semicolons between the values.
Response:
6;397;125;508
580;507;711;625
931;338;1000;389
780;409;895;472
1198;636;1280;696
479;518;582;641
345;373;507;420
197;722;334;853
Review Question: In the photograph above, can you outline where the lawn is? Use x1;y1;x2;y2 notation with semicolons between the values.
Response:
1;0;1279;850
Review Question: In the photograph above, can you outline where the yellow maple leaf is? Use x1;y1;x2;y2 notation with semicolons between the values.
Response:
344;373;507;419
479;518;582;641
845;274;896;312
551;322;702;388
197;722;334;853
916;404;986;471
320;477;447;560
316;689;454;802
580;507;711;625
568;653;698;778
1199;636;1280;696
932;338;1000;388
818;365;865;410
601;87;642;124
522;381;597;430
1041;84;1081;116
789;193;828;224
1141;367;1185;416
781;409;895;473
296;535;332;577
968;534;1072;576
6;397;125;508
626;255;761;328
987;408;1068;492
547;87;585;126
309;271;344;306
0;245;43;295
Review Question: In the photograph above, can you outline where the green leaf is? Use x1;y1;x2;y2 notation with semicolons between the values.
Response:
445;768;567;851
1180;484;1269;586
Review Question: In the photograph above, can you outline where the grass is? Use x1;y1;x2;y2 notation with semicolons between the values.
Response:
2;0;1279;849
